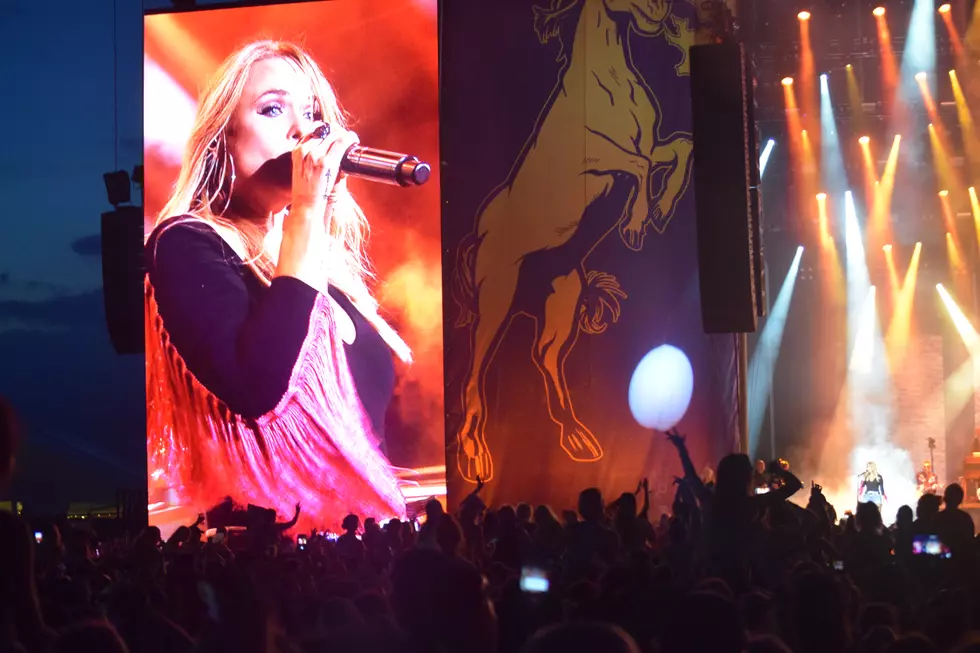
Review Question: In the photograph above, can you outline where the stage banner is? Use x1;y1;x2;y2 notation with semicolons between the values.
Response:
441;0;740;510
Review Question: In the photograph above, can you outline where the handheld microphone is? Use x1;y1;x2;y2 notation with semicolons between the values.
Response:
341;145;431;187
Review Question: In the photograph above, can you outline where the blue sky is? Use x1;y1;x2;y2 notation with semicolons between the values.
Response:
0;0;202;511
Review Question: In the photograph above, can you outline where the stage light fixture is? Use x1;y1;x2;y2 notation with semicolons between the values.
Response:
798;10;811;20
846;63;853;69
782;76;794;86
816;192;827;201
883;244;892;252
939;3;951;13
940;189;949;197
916;72;927;82
873;6;885;16
859;136;870;144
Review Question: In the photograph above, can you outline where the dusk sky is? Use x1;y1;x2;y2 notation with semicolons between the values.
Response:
0;0;259;511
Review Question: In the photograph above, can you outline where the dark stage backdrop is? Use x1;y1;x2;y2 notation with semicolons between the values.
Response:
440;0;740;511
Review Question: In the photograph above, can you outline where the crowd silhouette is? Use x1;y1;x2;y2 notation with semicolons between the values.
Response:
2;399;980;653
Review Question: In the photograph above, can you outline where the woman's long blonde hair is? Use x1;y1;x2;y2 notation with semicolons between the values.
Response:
155;40;410;362
863;462;880;481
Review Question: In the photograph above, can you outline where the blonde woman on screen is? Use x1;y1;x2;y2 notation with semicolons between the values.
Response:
145;41;411;529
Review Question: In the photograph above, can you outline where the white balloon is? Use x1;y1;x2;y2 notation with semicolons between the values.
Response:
628;345;694;431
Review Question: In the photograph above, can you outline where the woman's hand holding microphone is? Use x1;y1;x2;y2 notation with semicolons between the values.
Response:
275;122;359;284
290;121;359;220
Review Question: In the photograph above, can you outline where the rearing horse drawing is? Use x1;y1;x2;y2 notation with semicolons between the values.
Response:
452;0;696;483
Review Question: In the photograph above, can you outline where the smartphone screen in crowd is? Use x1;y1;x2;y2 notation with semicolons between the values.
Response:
912;534;951;558
520;567;549;593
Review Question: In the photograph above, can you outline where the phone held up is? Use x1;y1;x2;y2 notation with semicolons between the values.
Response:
520;567;549;594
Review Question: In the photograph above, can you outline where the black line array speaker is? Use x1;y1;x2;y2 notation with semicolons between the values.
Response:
690;42;763;333
101;205;145;355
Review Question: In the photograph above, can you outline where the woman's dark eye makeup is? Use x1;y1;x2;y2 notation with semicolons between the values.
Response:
258;102;318;121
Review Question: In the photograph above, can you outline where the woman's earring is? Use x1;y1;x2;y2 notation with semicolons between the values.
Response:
221;149;236;216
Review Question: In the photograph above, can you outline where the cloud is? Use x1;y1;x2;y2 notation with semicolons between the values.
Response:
71;234;102;257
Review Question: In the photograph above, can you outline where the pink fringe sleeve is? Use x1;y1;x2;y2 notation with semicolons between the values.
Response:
146;280;407;530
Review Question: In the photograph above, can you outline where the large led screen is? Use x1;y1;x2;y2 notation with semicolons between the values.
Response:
144;0;441;533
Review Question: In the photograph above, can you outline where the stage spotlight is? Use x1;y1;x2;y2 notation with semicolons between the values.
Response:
940;189;949;197
846;63;853;69
883;244;892;252
859;135;870;144
798;10;811;20
873;6;885;16
939;3;951;13
816;192;827;201
782;76;794;86
916;72;927;82
802;129;807;136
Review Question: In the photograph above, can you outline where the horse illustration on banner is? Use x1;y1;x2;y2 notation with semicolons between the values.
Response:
452;0;697;483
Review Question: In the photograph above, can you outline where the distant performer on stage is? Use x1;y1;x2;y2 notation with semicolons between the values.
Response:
145;41;412;528
857;462;887;510
768;458;791;491
916;460;939;495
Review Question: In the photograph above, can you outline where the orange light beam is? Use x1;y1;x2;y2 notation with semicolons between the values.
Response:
916;73;940;123
799;16;818;138
876;135;902;244
950;70;980;178
940;192;964;256
940;9;967;68
875;11;899;115
886;242;921;356
816;192;843;303
859;136;877;212
817;192;831;244
801;129;818;220
928;123;959;193
884;245;900;297
970;187;980;261
845;65;865;135
783;81;807;218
